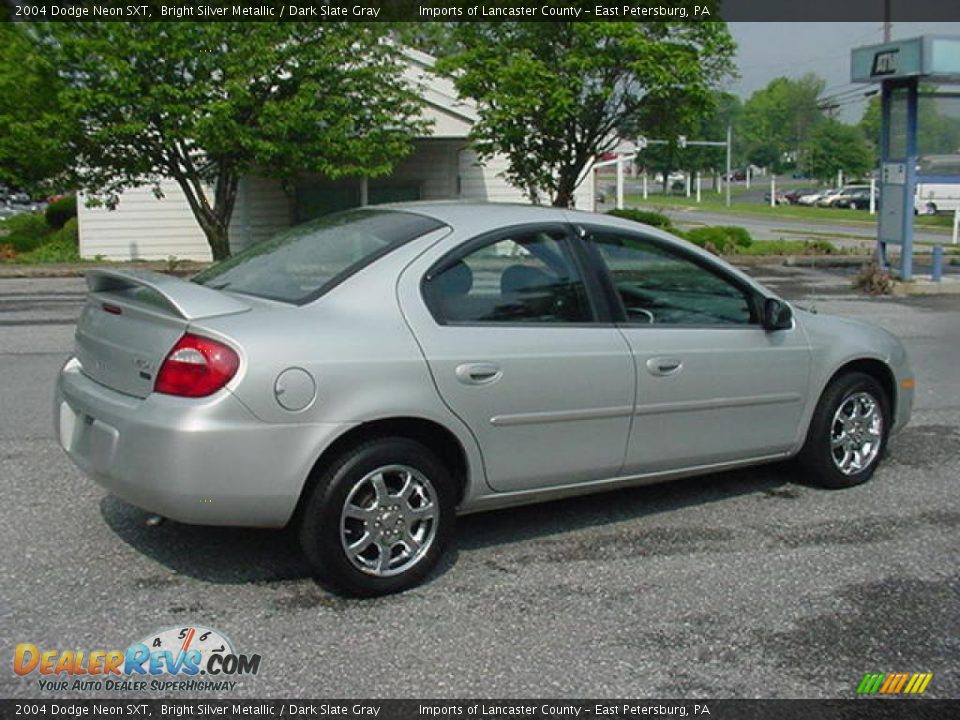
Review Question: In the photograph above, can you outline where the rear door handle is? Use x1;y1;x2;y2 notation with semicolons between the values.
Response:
455;362;503;386
646;357;683;377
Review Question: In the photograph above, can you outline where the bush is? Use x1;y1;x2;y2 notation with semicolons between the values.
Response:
0;212;53;253
16;219;79;263
45;195;77;229
683;225;753;254
736;239;839;256
606;208;675;232
852;261;894;295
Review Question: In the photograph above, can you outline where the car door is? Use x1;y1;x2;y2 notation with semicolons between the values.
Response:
579;224;812;474
399;223;635;493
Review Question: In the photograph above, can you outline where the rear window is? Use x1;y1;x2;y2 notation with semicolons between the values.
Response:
192;209;445;304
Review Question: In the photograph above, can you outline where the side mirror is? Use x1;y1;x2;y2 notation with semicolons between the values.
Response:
762;297;793;331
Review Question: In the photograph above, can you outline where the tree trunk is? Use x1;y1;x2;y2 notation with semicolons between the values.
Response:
169;160;239;262
204;224;232;261
552;188;575;208
552;172;578;208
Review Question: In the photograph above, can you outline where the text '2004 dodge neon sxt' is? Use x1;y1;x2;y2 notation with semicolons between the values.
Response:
55;203;913;596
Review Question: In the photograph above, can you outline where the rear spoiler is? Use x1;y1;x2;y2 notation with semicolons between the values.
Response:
86;268;250;321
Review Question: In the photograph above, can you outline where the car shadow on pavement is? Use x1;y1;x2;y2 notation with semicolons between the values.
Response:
99;495;312;584
99;462;800;588
453;462;799;553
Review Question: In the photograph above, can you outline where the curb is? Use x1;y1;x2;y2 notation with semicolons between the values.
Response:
727;254;869;268
891;278;960;296
0;262;209;279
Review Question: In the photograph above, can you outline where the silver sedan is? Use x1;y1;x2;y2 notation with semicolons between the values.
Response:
55;203;913;596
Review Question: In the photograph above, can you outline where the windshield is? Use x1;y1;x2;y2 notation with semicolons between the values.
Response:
192;209;445;304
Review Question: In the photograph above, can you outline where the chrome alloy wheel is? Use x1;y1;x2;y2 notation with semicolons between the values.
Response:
339;464;439;577
830;392;883;475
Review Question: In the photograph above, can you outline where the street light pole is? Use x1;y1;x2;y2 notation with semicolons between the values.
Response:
725;124;732;208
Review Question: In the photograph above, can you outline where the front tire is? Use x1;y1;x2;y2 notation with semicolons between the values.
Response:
298;437;455;597
798;372;890;489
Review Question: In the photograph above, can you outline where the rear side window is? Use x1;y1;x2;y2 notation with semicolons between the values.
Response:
424;227;593;324
193;209;444;304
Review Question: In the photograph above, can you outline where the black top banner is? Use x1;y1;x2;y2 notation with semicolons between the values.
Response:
8;0;960;22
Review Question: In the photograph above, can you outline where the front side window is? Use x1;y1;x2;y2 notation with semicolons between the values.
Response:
425;227;592;324
193;209;444;304
587;229;756;326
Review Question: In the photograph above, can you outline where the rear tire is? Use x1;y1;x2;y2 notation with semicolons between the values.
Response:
797;372;890;489
298;437;455;597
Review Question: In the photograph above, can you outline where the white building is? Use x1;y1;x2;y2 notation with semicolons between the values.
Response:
78;49;595;261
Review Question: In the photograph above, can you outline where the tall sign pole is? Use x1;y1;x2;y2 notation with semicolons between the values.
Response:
725;125;732;208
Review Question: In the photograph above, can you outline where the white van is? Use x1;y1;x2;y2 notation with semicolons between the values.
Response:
915;155;960;214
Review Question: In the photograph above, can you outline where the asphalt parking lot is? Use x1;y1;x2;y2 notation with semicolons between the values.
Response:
1;267;958;699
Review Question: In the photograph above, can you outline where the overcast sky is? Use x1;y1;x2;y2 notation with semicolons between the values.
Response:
726;22;960;122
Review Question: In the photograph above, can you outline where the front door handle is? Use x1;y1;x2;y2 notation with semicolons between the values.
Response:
455;362;503;386
646;357;683;377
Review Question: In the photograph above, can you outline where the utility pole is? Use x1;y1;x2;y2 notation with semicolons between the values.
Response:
725;124;732;208
883;0;892;42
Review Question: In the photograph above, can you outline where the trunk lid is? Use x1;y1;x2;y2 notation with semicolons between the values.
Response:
75;269;251;398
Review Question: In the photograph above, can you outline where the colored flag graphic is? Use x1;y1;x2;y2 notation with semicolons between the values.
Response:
857;672;933;694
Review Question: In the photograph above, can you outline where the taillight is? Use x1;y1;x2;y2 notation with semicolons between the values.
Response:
154;334;240;398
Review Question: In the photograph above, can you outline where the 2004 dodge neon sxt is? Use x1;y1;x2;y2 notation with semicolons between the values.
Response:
55;203;913;596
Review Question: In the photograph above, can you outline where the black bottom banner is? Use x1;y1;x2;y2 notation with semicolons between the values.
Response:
1;700;957;720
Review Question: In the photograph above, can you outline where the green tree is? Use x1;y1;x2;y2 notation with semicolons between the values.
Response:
740;74;826;173
859;91;960;158
0;23;76;193
803;119;874;182
32;22;427;259
859;94;882;150
439;19;735;207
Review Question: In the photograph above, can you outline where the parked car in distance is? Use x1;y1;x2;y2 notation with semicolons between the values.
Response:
797;188;835;206
817;185;872;208
763;190;788;205
55;203;914;596
783;188;819;205
834;188;877;210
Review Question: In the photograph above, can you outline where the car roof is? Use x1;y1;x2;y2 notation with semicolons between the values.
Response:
381;201;574;234
371;201;773;299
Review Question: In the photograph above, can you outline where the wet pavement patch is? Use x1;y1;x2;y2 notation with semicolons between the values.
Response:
753;575;960;695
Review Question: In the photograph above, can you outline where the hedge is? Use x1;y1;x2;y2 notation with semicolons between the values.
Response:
45;195;77;230
683;226;753;254
606;208;675;232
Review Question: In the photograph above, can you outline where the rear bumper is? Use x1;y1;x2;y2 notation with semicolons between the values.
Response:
55;357;351;527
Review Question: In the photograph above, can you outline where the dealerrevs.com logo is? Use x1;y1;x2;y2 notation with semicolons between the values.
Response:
14;626;261;693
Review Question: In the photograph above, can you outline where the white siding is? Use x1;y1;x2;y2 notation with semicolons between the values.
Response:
78;181;213;261
387;141;460;200
420;103;474;139
574;163;596;211
228;176;292;254
458;149;526;203
459;149;596;210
